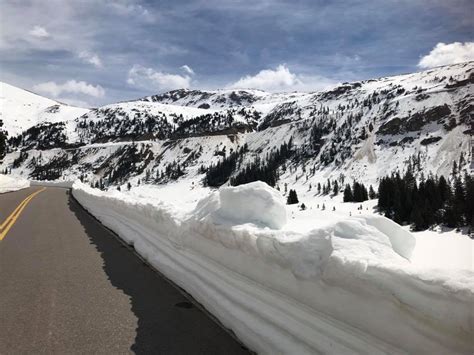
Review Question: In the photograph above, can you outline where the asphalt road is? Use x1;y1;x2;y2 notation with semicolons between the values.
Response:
0;187;249;354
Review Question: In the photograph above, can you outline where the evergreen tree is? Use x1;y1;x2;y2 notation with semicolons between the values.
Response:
287;189;299;205
410;205;425;231
452;176;465;226
464;172;474;227
343;184;353;202
369;185;376;199
0;120;7;161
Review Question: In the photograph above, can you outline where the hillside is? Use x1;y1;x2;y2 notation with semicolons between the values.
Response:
0;82;89;137
1;62;471;188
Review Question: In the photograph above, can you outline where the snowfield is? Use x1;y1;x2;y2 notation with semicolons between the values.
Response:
0;81;89;137
0;174;29;193
72;181;473;354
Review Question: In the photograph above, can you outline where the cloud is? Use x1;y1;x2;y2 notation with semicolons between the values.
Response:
29;26;50;38
418;42;474;68
227;64;336;92
33;80;105;98
107;1;154;22
181;65;195;75
228;65;301;91
78;51;103;68
127;64;192;91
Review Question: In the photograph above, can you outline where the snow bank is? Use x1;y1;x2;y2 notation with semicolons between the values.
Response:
72;182;473;354
0;174;29;193
30;180;74;188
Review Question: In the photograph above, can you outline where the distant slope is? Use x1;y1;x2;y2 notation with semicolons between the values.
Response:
0;82;89;137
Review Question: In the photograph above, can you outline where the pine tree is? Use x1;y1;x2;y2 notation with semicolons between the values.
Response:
452;176;465;226
287;189;299;205
343;184;353;202
410;205;425;231
464;172;474;227
0;120;7;161
369;185;376;199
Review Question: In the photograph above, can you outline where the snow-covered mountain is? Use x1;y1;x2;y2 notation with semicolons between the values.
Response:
1;61;472;187
0;82;89;137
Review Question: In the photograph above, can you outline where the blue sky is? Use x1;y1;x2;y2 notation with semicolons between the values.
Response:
1;0;473;107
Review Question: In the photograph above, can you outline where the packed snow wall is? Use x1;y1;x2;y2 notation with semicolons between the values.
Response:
72;181;473;354
0;175;30;193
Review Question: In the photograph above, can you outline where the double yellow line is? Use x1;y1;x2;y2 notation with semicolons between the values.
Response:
0;187;46;241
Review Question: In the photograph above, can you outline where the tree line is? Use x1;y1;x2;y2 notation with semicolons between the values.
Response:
378;171;473;231
0;120;7;161
343;181;375;202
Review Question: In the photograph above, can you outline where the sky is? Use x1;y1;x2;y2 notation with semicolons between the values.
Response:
1;0;473;107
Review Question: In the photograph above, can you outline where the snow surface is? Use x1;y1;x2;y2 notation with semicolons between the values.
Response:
0;81;89;136
0;174;29;193
72;181;473;354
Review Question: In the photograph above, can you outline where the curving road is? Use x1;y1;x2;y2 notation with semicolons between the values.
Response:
0;187;249;354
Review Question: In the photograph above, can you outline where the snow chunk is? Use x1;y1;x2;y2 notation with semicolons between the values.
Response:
332;215;416;260
194;181;287;229
359;215;416;260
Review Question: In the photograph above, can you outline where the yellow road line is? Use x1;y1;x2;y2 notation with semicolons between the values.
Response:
0;187;46;240
0;191;38;229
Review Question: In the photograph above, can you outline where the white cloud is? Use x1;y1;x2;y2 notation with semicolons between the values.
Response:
229;65;301;91
33;80;105;98
127;64;192;91
181;65;195;75
29;26;50;38
78;51;103;68
418;42;474;68
227;64;336;92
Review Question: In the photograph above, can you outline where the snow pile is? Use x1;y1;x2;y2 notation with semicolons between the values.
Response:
0;174;29;193
72;181;473;354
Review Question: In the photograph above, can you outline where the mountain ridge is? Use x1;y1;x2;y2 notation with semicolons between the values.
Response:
1;61;472;189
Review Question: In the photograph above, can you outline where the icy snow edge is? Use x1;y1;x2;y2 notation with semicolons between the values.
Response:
72;181;473;354
0;175;30;193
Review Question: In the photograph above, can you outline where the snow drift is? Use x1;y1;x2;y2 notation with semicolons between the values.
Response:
0;175;29;193
72;181;473;354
